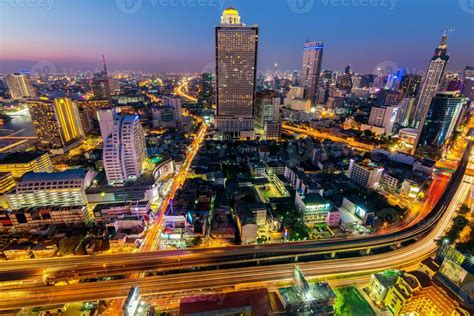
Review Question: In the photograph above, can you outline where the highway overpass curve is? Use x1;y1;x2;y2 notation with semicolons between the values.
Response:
0;172;469;311
0;143;470;282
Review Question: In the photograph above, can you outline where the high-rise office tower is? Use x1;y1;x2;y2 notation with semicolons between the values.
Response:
411;33;449;128
463;66;474;100
28;97;84;151
198;72;214;108
414;92;466;158
102;113;147;186
215;7;258;138
5;73;36;100
398;74;422;100
301;41;324;103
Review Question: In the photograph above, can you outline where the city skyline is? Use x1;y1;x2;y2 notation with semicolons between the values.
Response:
1;0;473;74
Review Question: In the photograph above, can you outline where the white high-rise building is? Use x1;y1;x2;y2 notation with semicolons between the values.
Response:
163;96;182;121
368;106;398;135
215;7;258;138
102;114;147;186
411;33;449;128
97;109;116;140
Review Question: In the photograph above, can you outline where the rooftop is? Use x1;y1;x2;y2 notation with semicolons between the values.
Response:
21;169;87;182
0;151;47;164
303;193;330;206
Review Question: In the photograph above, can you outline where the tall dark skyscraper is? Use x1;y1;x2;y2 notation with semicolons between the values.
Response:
398;74;422;99
301;41;323;104
411;33;449;128
198;72;214;108
215;7;258;138
414;91;466;158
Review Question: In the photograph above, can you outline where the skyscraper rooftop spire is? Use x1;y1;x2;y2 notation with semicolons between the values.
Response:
434;31;449;57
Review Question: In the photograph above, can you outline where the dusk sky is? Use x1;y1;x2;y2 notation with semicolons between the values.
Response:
1;0;473;75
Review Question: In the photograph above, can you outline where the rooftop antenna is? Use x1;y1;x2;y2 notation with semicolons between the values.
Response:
102;54;108;75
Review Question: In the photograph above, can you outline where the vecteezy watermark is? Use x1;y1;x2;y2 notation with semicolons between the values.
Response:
0;0;54;9
287;0;315;14
31;61;57;78
116;0;227;14
287;0;397;14
372;60;399;78
458;0;474;14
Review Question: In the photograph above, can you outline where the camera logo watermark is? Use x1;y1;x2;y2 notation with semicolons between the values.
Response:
116;0;227;14
287;0;315;14
287;0;397;14
116;0;143;14
0;0;54;10
458;0;474;14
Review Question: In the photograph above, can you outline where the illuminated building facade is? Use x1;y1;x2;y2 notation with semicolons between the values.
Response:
102;114;147;186
415;92;466;158
0;206;88;231
348;159;383;189
399;74;422;99
301;41;324;103
412;33;449;128
215;7;258;138
368;106;397;135
0;151;53;178
77;99;111;132
0;172;15;194
27;97;84;151
6;169;92;210
4;73;36;100
295;192;332;225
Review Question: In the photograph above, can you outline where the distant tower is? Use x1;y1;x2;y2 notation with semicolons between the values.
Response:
91;55;112;101
215;7;259;138
411;33;449;129
5;73;36;100
301;41;324;104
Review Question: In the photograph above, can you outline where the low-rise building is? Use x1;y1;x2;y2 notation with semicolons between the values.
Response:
0;151;53;179
347;159;383;189
0;206;88;230
295;192;332;226
2;242;33;260
234;201;267;243
7;169;94;209
92;201;151;223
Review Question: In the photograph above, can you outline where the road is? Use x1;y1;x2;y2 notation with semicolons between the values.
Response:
175;78;197;103
142;122;208;252
0;165;469;310
282;123;375;151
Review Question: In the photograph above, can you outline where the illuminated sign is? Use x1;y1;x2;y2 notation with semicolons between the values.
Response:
355;206;366;219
